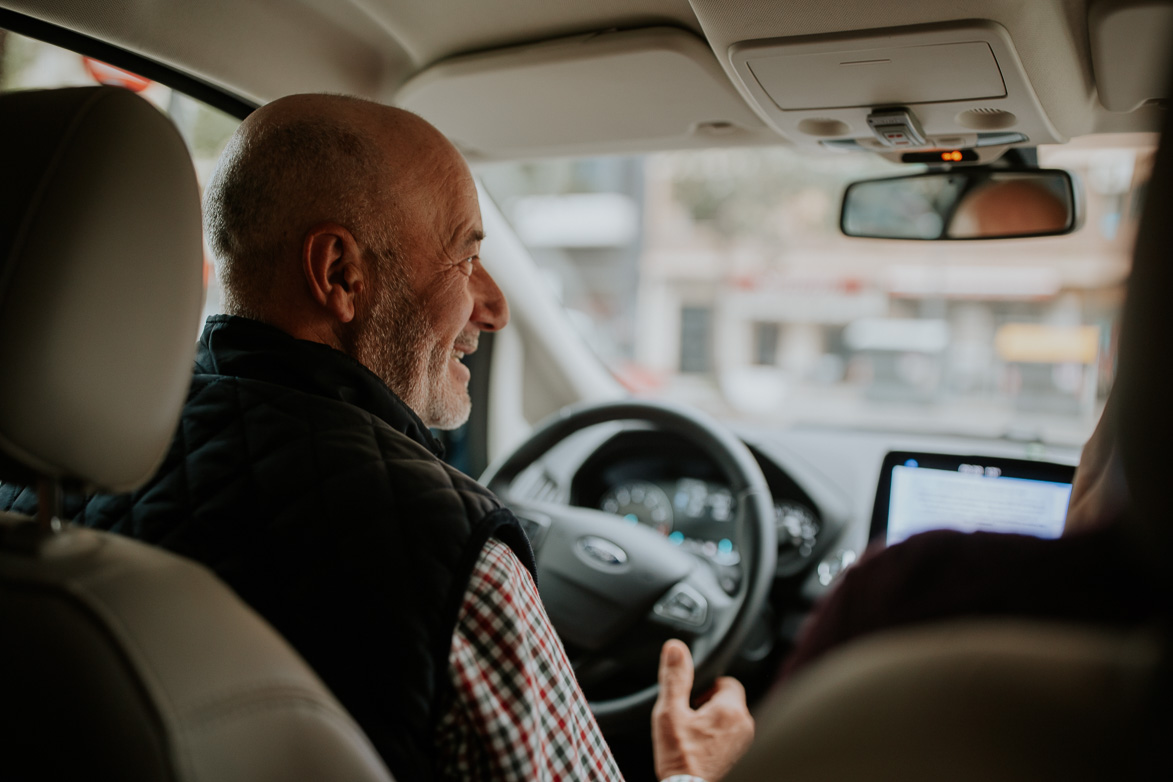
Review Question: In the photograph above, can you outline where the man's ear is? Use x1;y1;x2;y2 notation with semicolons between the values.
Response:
302;222;364;324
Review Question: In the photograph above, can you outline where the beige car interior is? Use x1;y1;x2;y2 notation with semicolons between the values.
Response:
2;0;1166;422
729;620;1161;782
1;0;1171;779
0;0;1169;162
2;71;1171;782
0;86;394;782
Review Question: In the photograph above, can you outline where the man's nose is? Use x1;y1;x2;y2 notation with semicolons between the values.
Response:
470;262;509;331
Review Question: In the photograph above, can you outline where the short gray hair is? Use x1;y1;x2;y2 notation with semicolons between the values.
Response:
203;106;388;318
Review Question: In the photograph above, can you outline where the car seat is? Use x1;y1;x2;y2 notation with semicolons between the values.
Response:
0;86;395;782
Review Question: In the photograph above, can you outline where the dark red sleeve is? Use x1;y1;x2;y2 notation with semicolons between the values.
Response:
774;526;1141;686
778;530;1015;682
777;539;892;681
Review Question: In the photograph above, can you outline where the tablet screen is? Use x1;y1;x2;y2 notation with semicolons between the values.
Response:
871;452;1075;546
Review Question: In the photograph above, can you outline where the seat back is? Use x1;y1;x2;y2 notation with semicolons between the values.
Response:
727;620;1157;782
0;87;393;782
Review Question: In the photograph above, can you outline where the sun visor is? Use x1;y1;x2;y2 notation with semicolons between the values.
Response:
727;21;1065;153
395;27;770;160
1090;1;1173;112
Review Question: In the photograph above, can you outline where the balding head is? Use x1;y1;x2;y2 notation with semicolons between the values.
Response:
204;94;451;319
203;94;507;429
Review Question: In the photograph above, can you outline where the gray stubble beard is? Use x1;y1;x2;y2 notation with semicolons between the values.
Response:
346;249;471;430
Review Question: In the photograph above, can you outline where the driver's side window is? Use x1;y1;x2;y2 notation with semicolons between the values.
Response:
1;28;240;327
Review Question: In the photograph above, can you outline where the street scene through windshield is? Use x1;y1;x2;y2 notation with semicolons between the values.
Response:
480;140;1152;446
2;28;1151;448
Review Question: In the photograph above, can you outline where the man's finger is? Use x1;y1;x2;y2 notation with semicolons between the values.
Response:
657;639;695;707
693;674;745;705
696;676;747;711
709;676;746;698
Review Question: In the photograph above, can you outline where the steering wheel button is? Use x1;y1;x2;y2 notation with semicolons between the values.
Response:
654;584;708;626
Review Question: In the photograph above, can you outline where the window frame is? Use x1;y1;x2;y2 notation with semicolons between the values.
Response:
0;7;255;120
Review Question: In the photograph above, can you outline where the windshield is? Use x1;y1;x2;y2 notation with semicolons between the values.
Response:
478;140;1152;446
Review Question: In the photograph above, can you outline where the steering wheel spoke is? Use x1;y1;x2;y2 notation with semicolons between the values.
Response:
507;496;697;651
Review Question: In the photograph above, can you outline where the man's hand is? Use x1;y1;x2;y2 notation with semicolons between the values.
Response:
651;639;754;782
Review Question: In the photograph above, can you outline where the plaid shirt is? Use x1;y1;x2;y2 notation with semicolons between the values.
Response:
436;538;625;781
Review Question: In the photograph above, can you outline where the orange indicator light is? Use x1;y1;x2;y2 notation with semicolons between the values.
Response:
940;150;964;162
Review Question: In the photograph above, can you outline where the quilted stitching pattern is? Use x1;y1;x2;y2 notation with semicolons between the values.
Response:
14;316;534;782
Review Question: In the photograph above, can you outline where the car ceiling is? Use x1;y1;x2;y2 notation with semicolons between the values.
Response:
1;0;1169;160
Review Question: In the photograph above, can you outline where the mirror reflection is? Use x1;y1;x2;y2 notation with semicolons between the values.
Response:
841;169;1077;240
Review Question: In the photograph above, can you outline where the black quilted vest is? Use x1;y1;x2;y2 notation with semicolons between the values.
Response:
75;315;535;781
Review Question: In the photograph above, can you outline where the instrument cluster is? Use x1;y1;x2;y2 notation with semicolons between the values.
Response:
598;477;740;564
592;474;824;574
571;430;828;578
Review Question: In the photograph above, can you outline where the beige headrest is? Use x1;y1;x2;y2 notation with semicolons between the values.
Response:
0;87;205;492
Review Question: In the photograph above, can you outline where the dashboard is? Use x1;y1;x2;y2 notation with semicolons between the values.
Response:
513;422;1081;590
597;477;738;558
577;466;825;576
506;419;1080;690
590;476;821;570
565;427;846;586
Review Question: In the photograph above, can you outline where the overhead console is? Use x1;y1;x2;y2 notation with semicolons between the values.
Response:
727;21;1064;160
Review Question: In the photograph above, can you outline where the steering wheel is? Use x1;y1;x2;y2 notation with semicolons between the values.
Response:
481;399;776;732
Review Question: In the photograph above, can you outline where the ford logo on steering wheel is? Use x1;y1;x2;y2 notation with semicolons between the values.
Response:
575;536;630;571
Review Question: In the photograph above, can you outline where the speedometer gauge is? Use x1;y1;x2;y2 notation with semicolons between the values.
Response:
775;499;820;560
600;480;674;535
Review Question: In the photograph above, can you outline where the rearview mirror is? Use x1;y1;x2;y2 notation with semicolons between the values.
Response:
840;168;1078;240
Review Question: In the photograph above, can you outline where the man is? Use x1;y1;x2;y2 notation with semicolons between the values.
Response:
0;94;752;782
778;392;1158;681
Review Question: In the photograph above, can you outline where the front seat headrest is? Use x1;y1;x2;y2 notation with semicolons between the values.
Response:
0;86;204;492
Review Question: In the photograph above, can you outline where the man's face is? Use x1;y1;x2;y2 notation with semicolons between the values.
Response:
350;139;508;430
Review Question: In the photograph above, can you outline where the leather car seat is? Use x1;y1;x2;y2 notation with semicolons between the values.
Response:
725;87;1173;782
0;86;394;782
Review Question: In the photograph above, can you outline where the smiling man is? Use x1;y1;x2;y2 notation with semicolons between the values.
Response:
206;95;503;433
17;94;753;782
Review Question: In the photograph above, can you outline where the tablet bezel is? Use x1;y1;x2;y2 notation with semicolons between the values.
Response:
869;451;1077;545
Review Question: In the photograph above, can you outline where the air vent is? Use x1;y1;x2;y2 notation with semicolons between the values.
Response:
513;465;564;503
532;473;563;503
